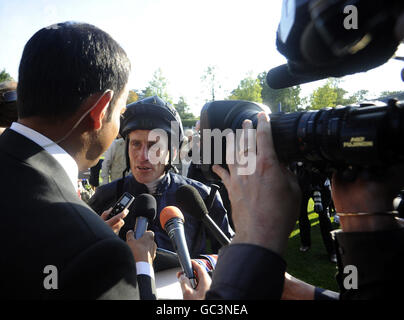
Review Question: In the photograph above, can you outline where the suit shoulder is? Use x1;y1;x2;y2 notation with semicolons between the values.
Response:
58;237;139;299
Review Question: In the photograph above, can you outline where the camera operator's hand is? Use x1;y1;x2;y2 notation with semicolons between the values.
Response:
212;112;301;256
281;272;315;300
100;208;128;235
126;230;157;264
332;165;404;232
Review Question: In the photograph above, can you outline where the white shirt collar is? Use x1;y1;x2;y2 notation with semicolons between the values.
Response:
144;174;166;194
10;122;79;192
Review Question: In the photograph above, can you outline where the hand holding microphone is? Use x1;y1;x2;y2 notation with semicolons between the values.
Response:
126;230;157;264
133;194;157;239
160;206;197;289
126;194;157;264
177;260;212;300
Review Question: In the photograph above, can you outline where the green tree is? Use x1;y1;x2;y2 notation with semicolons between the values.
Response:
346;89;370;104
140;68;172;103
228;76;262;103
328;78;369;106
0;69;13;82
173;96;195;120
201;65;221;101
126;90;138;104
379;90;404;99
258;71;302;112
310;78;370;109
309;81;338;110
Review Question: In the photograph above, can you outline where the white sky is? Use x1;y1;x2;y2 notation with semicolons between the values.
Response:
1;0;403;116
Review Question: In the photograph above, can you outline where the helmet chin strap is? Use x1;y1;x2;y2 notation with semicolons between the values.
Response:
42;90;113;148
166;163;179;174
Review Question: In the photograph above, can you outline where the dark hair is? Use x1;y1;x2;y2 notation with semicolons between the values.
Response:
0;81;18;127
17;22;130;120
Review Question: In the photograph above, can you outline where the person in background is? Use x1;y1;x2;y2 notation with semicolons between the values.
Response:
101;134;128;185
292;162;337;263
89;158;103;189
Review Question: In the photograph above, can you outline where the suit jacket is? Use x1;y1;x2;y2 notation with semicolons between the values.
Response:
0;129;156;300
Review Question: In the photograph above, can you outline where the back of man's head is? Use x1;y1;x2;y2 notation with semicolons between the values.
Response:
17;21;130;121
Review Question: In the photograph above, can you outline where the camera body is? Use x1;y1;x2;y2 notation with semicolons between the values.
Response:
198;0;404;182
267;0;404;89
199;99;404;181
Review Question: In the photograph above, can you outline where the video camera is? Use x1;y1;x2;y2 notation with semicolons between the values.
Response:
198;0;404;181
267;0;404;89
200;99;404;180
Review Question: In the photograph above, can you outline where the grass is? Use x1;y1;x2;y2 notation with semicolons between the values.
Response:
284;199;341;292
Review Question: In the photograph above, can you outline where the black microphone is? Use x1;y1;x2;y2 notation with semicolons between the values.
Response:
160;206;196;288
176;185;231;247
266;63;324;89
133;194;157;239
268;19;400;90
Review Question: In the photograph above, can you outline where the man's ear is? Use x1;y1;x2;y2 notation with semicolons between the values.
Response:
89;90;114;130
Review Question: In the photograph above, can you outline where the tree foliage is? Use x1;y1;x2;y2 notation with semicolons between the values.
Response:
126;90;138;105
309;78;371;110
0;69;13;82
258;71;302;112
201;65;222;102
139;68;172;103
173;96;195;120
347;89;369;104
228;76;263;103
309;80;338;110
379;90;404;99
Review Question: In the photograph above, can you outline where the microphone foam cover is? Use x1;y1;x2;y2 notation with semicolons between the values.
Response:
160;206;184;229
133;193;157;221
266;64;325;89
176;185;208;219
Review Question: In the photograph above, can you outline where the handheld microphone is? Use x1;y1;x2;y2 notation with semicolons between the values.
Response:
176;185;231;247
160;206;197;288
133;194;157;239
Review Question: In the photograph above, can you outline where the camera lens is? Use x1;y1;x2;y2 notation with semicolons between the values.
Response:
199;99;404;181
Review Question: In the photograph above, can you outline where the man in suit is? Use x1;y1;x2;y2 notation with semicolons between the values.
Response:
0;22;156;299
